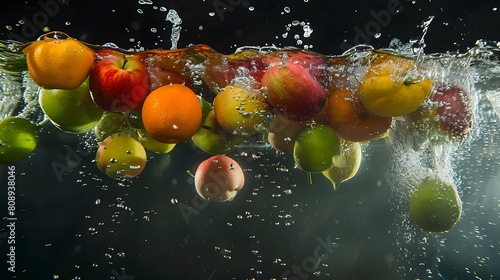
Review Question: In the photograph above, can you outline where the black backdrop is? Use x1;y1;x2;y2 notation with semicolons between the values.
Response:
0;0;499;280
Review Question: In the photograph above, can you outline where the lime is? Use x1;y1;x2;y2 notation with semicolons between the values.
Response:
409;178;462;233
39;79;104;134
0;117;38;164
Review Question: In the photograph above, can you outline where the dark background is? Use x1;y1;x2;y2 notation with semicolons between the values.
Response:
0;0;499;280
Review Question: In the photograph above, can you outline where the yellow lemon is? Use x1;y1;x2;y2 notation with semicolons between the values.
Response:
23;31;95;90
359;53;432;117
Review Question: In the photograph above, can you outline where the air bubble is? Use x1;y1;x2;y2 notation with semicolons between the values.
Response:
374;32;381;39
248;6;254;11
209;11;216;17
284;7;291;13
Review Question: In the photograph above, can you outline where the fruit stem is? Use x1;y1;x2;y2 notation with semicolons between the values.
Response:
186;170;195;178
122;55;128;69
37;118;50;127
307;172;313;185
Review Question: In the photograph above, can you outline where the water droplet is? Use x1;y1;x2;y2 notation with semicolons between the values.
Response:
109;158;118;163
209;11;216;17
151;27;157;33
374;32;381;39
65;21;71;26
137;8;144;14
5;25;12;30
248;6;254;11
284;7;291;13
160;6;167;12
138;0;153;4
95;199;101;205
292;20;300;26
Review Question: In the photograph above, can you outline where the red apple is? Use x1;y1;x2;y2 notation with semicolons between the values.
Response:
90;50;151;112
411;85;473;140
434;86;473;136
144;51;188;90
194;155;245;202
324;87;392;142
204;50;266;89
261;62;327;121
264;50;327;82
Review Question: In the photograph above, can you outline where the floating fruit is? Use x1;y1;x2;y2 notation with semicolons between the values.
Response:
322;140;362;190
359;53;432;117
23;31;95;90
191;109;245;155
94;112;129;141
213;85;269;136
95;133;147;179
137;129;176;154
0;117;38;164
293;124;340;173
261;61;327;121
409;178;462;233
267;114;306;154
194;155;245;202
142;84;202;143
324;87;392;142
90;50;151;113
411;85;473;142
39;78;104;134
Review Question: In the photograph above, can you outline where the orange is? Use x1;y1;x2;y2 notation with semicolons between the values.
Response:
142;84;202;143
23;31;95;90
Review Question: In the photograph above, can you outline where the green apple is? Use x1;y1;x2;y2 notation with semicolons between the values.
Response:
293;124;340;173
39;79;104;134
409;178;462;233
0;117;38;164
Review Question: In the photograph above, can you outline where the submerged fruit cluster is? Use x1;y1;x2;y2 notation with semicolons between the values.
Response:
0;31;471;229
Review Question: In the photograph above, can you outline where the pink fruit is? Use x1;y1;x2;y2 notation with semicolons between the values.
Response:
267;114;307;153
194;155;245;202
261;62;327;121
434;86;473;136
